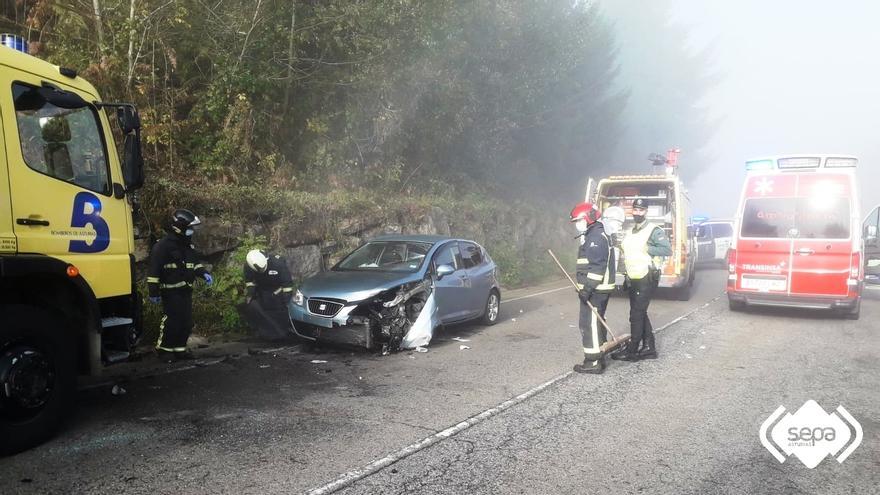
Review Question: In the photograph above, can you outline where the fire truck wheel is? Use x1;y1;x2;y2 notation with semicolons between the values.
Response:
0;305;76;456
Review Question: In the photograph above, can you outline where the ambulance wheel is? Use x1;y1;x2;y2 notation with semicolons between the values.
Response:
842;300;860;320
0;306;76;456
481;290;501;326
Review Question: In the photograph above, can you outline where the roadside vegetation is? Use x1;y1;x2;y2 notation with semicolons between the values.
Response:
2;0;709;335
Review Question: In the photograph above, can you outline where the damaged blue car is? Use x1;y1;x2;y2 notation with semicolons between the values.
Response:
289;235;501;353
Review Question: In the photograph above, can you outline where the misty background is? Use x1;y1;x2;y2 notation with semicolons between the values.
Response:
603;0;880;218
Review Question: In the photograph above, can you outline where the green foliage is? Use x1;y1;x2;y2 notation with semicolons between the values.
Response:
191;234;268;334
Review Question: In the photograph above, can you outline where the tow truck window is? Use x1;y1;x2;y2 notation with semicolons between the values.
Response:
13;82;111;195
741;198;849;239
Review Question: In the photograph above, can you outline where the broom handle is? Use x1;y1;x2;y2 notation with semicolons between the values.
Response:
547;249;618;342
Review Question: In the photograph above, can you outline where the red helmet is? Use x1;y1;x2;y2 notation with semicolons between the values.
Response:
570;202;600;224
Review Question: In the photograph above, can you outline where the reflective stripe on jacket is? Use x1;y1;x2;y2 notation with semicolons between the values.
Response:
576;222;616;292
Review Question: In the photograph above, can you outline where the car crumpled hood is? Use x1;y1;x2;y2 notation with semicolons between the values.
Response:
299;270;424;303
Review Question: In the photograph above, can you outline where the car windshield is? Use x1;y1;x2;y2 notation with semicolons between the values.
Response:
335;241;432;273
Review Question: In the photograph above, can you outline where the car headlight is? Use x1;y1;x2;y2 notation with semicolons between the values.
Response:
293;290;304;306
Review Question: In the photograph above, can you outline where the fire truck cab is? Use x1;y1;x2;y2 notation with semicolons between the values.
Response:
727;155;862;318
0;35;144;454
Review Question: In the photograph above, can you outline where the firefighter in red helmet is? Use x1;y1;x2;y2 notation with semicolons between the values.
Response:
570;202;616;374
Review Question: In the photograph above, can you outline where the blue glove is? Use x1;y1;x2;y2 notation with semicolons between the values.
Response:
203;273;214;287
149;296;161;304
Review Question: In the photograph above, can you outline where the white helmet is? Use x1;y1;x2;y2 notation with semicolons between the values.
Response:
246;249;269;273
601;206;626;236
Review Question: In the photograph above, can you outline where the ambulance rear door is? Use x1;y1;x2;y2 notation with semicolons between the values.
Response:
735;173;795;294
788;173;854;297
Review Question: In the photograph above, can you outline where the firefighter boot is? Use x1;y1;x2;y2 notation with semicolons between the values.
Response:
574;354;606;374
610;342;640;362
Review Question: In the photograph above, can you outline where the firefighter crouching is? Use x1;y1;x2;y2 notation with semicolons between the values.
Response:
570;202;616;374
242;249;295;340
612;198;672;362
147;209;213;362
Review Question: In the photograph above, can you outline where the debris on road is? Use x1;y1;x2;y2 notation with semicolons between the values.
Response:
415;346;429;353
311;360;328;364
699;345;706;350
111;385;127;396
459;345;471;350
685;353;693;359
259;364;271;369
511;318;517;322
451;337;470;342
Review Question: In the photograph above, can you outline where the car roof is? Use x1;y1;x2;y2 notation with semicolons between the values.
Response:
368;234;456;244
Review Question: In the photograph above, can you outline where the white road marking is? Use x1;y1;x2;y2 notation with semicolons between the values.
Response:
502;285;571;304
303;294;723;495
304;370;574;495
865;285;880;291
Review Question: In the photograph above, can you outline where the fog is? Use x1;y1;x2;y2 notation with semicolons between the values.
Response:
603;0;880;218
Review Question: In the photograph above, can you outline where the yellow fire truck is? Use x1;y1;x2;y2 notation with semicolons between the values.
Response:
0;35;144;454
587;155;696;300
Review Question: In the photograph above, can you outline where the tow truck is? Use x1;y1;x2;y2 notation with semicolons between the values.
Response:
587;149;696;300
0;34;145;454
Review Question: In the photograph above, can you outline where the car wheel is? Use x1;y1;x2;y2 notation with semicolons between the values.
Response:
482;290;501;326
728;299;745;312
0;306;76;456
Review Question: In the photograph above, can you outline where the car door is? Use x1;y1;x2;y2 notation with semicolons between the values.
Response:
862;204;880;284
459;241;490;316
431;241;470;322
3;75;132;298
713;223;734;262
789;174;852;298
695;224;714;262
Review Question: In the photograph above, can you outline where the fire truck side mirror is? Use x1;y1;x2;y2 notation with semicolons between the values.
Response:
116;106;144;191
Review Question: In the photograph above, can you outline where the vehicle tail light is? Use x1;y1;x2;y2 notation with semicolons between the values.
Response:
728;249;737;274
851;252;861;279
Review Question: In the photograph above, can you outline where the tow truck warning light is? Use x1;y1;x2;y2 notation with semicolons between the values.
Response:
0;34;28;54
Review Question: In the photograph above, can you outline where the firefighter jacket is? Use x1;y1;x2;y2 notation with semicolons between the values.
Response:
147;232;209;297
622;221;673;280
576;222;616;293
245;254;294;301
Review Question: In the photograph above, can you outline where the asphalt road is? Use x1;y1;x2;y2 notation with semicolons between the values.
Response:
1;268;877;494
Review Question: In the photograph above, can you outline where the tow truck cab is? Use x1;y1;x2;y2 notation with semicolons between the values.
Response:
727;155;862;318
0;35;144;455
593;174;695;300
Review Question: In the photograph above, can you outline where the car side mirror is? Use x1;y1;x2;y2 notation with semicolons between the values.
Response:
436;264;455;280
865;224;878;243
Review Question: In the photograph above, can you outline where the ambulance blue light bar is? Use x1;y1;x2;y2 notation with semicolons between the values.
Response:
745;159;774;171
0;34;29;54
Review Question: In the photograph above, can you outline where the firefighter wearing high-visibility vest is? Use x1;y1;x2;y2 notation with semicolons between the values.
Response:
242;249;295;339
612;198;672;361
570;202;616;374
147;209;213;362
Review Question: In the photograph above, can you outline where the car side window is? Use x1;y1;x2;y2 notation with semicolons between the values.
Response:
433;242;461;271
714;223;733;237
459;242;483;269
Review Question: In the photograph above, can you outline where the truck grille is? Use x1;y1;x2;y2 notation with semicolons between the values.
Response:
308;299;344;317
